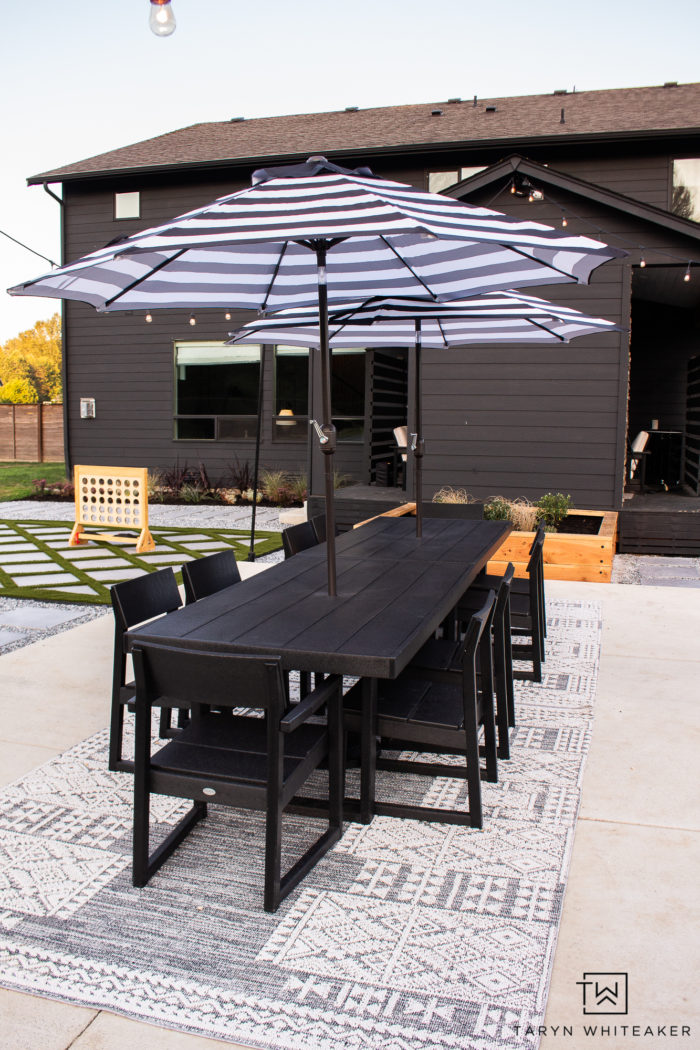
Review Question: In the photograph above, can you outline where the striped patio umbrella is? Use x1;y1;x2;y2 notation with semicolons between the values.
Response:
227;291;621;537
9;157;624;595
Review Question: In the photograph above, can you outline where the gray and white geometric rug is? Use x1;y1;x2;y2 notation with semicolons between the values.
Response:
0;599;601;1050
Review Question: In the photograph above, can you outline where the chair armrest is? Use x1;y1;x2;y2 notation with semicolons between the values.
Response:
280;675;341;733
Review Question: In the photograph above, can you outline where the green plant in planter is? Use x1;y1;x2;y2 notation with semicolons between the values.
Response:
483;497;513;522
536;492;573;531
180;483;207;504
288;472;308;503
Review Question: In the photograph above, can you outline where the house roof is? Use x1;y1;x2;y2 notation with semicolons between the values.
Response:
29;82;700;185
448;154;700;244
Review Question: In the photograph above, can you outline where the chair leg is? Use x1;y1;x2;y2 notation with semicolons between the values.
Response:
264;806;283;913
492;625;511;760
109;695;126;772
360;678;377;824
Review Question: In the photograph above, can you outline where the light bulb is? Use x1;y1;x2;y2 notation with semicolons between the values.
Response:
149;0;176;37
639;257;646;268
189;313;196;326
225;311;232;321
561;216;568;227
684;266;691;283
145;312;153;323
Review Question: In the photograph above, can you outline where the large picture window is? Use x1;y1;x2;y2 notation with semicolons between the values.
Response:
672;159;700;222
174;342;261;440
273;346;366;442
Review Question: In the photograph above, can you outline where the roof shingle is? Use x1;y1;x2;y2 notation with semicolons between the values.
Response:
30;82;700;184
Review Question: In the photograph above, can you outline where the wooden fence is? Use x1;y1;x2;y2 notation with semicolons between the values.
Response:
0;404;65;462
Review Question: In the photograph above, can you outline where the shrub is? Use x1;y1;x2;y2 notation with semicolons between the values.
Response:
483;497;512;522
260;469;289;504
536;492;573;531
225;457;253;493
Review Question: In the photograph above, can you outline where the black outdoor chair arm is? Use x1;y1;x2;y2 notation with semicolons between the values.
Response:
280;675;342;733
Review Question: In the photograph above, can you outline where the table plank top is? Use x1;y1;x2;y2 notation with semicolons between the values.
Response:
128;517;510;678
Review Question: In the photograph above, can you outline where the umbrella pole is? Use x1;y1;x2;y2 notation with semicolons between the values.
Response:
315;243;338;597
414;320;424;538
247;346;264;561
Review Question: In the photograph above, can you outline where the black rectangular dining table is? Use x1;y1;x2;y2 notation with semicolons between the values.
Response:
128;516;511;819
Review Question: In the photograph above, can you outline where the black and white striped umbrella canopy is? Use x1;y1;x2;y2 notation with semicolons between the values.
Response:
226;291;620;348
227;290;621;538
9;158;624;312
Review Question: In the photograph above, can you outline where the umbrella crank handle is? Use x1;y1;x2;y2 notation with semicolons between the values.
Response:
310;419;337;452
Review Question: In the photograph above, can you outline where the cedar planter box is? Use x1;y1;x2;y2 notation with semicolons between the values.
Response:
487;509;619;583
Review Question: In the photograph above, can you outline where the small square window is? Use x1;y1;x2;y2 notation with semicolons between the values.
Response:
114;191;140;219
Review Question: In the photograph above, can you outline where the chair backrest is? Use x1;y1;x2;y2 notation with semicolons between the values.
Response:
132;642;286;718
282;520;319;558
459;589;496;671
631;429;649;454
393;425;408;448
110;567;182;634
393;425;408;463
310;514;327;543
182;549;241;604
495;563;515;619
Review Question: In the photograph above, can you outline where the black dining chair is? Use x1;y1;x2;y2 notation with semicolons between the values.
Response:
282;521;319;559
413;565;515;759
109;568;182;772
182;549;241;604
473;526;546;682
131;642;344;912
344;590;497;828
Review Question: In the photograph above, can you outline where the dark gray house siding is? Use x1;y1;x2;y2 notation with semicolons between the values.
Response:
52;116;700;510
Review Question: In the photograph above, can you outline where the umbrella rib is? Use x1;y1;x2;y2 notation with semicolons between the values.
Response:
103;248;188;307
527;316;566;342
261;243;288;312
506;245;578;282
379;238;440;299
436;318;449;348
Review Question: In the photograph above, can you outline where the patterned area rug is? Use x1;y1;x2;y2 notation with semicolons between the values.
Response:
0;599;601;1049
0;520;281;604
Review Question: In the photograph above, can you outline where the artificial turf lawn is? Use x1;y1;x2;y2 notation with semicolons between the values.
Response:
0;520;281;604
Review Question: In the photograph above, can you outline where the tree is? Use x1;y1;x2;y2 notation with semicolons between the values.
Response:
0;314;62;403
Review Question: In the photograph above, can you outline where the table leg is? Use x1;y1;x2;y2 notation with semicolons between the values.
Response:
360;678;377;823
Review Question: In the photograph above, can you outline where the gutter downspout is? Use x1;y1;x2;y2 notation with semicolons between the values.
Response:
42;182;71;474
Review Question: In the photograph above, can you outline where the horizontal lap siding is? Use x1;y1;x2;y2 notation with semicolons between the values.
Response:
555;155;671;210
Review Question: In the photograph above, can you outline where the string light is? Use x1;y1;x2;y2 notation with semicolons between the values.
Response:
684;264;691;282
189;313;197;326
224;311;232;321
145;312;153;323
149;0;176;36
639;257;646;268
561;215;568;228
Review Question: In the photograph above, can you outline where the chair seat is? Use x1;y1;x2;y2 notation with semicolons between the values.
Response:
411;636;462;674
153;714;327;785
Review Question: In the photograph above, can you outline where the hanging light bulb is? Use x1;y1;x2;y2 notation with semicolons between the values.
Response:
684;264;691;283
189;313;197;326
561;214;568;228
224;311;232;321
639;256;646;268
145;312;153;323
149;0;176;37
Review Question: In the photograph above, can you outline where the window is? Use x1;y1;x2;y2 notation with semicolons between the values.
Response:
274;346;309;441
672;159;700;222
174;342;261;440
427;167;485;193
114;191;140;220
273;346;366;442
331;348;366;441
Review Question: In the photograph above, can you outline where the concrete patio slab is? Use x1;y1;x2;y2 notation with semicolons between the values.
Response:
0;628;29;647
0;989;96;1050
0;606;85;629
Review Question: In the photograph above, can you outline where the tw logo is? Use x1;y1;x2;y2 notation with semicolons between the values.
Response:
576;973;629;1015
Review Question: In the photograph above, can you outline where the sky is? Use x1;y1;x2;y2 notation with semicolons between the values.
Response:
1;0;699;343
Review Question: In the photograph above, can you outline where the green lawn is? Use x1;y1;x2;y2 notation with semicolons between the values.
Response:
0;462;68;502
